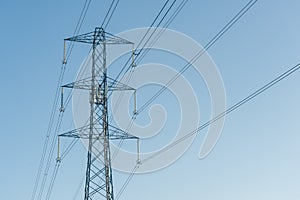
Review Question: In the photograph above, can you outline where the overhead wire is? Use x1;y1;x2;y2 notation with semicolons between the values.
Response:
107;2;188;151
113;59;300;200
72;175;86;200
133;0;178;60
31;1;93;200
108;0;175;93
134;0;188;65
103;0;121;29
101;0;116;28
36;111;64;200
107;0;180;134
143;62;300;163
30;64;66;200
107;0;187;131
113;61;300;200
108;0;179;162
113;1;258;198
44;162;61;200
134;0;172;51
61;138;79;160
115;164;140;200
109;0;181;163
66;0;92;61
110;2;190;198
112;0;253;163
137;0;258;114
107;3;189;197
112;0;185;83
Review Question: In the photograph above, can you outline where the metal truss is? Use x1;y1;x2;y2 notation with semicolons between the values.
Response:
60;27;137;200
65;27;133;45
62;76;135;91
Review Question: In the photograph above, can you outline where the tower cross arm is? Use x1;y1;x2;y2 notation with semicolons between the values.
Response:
64;27;133;45
59;124;138;140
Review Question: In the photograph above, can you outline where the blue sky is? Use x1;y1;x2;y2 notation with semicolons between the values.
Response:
1;0;300;200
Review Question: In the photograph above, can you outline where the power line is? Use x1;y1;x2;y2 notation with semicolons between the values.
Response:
116;0;188;79
36;112;64;200
115;164;139;200
110;0;257;175
66;0;92;60
30;65;66;200
45;162;61;200
31;1;92;199
101;0;116;28
111;2;257;198
102;0;121;29
106;1;181;160
137;0;258;114
108;0;183;165
133;0;178;62
72;175;86;200
142;62;300;163
61;138;79;160
112;62;300;199
107;3;190;196
134;0;188;65
109;0;176;91
107;0;182;129
134;0;172;51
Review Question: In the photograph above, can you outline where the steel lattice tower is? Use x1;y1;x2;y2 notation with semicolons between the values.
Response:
59;27;138;200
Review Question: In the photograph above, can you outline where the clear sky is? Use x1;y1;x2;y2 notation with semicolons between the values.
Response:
1;0;300;200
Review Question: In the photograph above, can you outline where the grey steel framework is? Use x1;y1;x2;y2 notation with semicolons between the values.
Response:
59;27;138;200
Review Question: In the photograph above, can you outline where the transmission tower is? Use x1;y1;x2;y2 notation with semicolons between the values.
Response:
59;27;138;200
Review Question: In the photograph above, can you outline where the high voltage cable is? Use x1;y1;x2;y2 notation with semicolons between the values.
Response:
101;0;117;28
114;62;300;200
137;0;258;114
111;0;185;86
45;162;61;200
107;0;180;129
31;1;92;199
108;0;181;163
108;0;186;103
109;0;175;92
109;2;188;193
134;0;188;65
72;175;86;200
115;164;139;200
108;0;185;122
111;0;255;172
30;65;66;200
102;0;121;29
66;0;92;60
107;0;180;158
112;1;258;198
134;0;171;51
143;62;300;163
134;0;177;58
37;112;64;200
111;0;183;191
61;139;79;160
